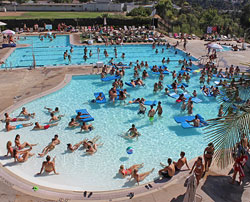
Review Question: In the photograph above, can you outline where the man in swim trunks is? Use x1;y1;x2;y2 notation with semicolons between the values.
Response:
3;113;29;122
138;101;146;115
127;124;138;136
148;105;156;122
5;122;33;132
80;122;94;132
53;134;60;145
32;122;58;130
18;107;35;118
37;155;59;175
68;118;80;127
49;113;64;123
158;158;175;179
44;107;59;114
156;102;163;116
173;151;190;172
186;115;200;127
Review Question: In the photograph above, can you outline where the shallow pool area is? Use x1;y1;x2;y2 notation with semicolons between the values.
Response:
0;64;221;191
2;35;197;68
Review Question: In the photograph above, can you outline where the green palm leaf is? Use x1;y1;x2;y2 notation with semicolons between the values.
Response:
204;112;250;168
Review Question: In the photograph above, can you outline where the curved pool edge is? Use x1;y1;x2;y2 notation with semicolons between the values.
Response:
0;69;197;200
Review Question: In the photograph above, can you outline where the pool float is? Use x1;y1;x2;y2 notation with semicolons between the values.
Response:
101;75;121;81
167;83;188;89
132;99;157;106
75;109;94;122
174;114;208;129
178;68;193;74
93;92;106;104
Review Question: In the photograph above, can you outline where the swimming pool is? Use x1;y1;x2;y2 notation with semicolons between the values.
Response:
0;61;221;191
2;35;197;68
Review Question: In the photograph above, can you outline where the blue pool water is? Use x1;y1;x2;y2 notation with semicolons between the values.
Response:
0;35;221;191
3;35;197;68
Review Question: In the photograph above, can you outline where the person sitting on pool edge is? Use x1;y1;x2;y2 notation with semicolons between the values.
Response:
173;151;190;172
119;163;144;178
3;112;30;122
80;122;94;132
158;158;175;179
68;118;80;128
44;106;59;114
18;107;35;118
37;155;59;175
33;122;58;130
5;122;33;132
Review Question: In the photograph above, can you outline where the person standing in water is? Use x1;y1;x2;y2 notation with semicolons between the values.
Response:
148;105;156;122
156;101;163;116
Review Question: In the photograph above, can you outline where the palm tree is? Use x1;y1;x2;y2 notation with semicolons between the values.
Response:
204;72;250;168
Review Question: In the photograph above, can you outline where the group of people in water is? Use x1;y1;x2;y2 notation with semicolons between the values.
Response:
118;144;215;186
3;103;104;175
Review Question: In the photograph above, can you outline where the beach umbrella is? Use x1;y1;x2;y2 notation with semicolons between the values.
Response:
2;30;15;35
0;21;7;26
207;43;223;50
183;174;197;202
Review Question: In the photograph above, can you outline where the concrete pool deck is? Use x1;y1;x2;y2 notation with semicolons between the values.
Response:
0;35;250;201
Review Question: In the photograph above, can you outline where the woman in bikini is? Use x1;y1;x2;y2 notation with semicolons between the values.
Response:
13;147;34;163
190;156;204;185
14;134;37;150
204;143;215;172
5;141;14;157
119;164;144;178
67;141;83;152
130;168;154;185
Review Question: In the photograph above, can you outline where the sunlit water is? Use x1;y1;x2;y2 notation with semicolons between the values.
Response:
0;35;221;191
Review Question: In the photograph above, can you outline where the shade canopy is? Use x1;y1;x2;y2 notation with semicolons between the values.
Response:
0;21;7;26
2;30;15;35
207;43;223;49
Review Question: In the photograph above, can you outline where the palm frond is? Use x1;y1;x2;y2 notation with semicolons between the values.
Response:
204;112;250;168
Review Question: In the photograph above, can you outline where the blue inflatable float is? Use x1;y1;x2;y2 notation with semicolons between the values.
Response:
101;75;121;81
94;92;106;104
75;109;94;122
